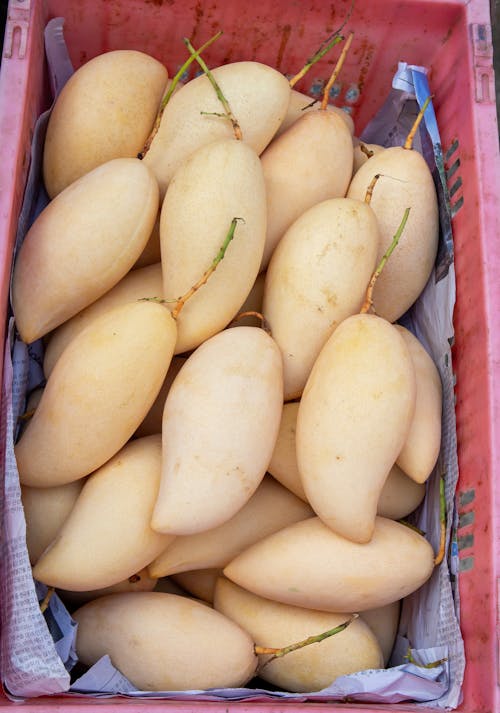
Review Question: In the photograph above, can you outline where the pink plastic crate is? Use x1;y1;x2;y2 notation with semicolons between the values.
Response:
0;0;499;711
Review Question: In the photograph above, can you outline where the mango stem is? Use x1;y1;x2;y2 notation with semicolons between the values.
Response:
360;207;411;314
434;475;447;566
172;217;244;318
359;142;374;159
364;173;381;204
320;31;354;110
405;647;448;669
39;587;55;614
403;95;432;150
231;311;272;334
184;38;242;140
255;614;358;669
138;30;223;158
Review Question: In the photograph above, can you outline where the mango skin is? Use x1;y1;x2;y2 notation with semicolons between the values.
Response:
151;327;283;535
21;480;84;564
361;601;401;666
32;436;174;591
296;314;416;543
160;138;267;354
170;569;222;604
269;403;426;520
224;516;435;612
347;147;439;322
43;50;167;198
395;326;443;484
12;158;159;344
260;110;354;270
15;302;176;487
73;592;258;691
144;61;290;197
148;475;312;578
214;578;383;692
276;89;355;138
43;263;163;378
263;198;379;399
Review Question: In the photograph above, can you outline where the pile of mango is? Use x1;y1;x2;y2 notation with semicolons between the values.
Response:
12;42;442;693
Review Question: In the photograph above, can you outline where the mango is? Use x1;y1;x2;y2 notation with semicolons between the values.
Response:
43;50;167;197
32;436;174;591
160;139;266;354
347;147;439;322
214;578;383;692
12;158;159;344
149;475;312;577
224;516;435;612
15;302;176;487
263;198;379;399
73;592;257;690
296;314;416;542
151;326;283;535
144;61;290;197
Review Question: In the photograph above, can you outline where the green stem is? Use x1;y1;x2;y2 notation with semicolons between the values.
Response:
289;34;344;88
163;31;223;108
141;218;244;318
403;95;432;150
360;207;411;314
255;614;358;669
405;647;448;669
138;30;223;158
434;474;447;566
184;38;242;140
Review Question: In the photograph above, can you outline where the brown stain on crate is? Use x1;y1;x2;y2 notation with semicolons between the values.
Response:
275;24;292;70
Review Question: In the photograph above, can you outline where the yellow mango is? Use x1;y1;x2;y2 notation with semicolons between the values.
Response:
170;569;222;604
21;480;84;564
73;592;257;690
214;578;383;692
15;302;176;487
269;403;425;520
395;326;443;483
160;138;266;354
57;568;158;610
149;475;312;578
224;516;435;612
43;50;167;197
263;198;379;399
347;147;439;322
134;356;186;438
43;263;163;378
276;89;355;137
361;601;401;666
352;140;384;173
151;327;283;535
377;464;426;519
12;158;159;344
260;109;354;270
296;314;416;543
144;61;290;197
32;436;174;591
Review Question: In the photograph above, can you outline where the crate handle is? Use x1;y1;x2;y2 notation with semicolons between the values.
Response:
470;23;495;104
3;0;31;60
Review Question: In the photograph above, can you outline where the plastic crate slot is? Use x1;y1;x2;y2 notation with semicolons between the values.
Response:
445;157;461;181
458;510;475;528
458;556;475;572
458;489;476;508
444;139;459;162
448;176;462;199
450;195;464;218
457;533;474;550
